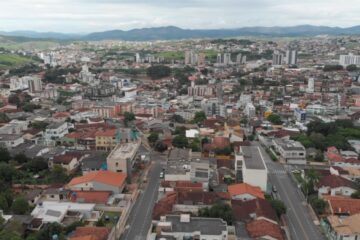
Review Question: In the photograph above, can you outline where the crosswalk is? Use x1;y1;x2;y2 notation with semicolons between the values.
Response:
269;169;287;175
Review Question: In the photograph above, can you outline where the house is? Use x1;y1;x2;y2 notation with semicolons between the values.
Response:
324;196;360;216
228;183;264;201
44;122;71;143
31;201;100;227
246;219;284;240
69;191;112;204
67;170;127;194
69;226;110;240
50;152;86;173
322;214;360;240
235;146;268;191
0;134;24;149
95;128;117;151
272;138;306;164
232;198;278;224
152;214;231;240
317;175;358;197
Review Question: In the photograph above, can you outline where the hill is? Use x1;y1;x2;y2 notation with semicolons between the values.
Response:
2;25;360;42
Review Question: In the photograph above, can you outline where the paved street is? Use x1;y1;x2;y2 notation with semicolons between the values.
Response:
120;152;165;240
255;142;325;240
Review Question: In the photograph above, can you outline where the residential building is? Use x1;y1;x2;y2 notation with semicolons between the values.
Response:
228;183;264;201
106;140;141;175
322;214;360;240
152;214;230;240
67;170;127;194
272;139;306;164
235;146;268;191
339;54;360;67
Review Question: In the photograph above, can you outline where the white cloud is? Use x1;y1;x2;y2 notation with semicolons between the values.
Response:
0;0;359;32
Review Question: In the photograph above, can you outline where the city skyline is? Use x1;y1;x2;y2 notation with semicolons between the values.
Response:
1;0;360;33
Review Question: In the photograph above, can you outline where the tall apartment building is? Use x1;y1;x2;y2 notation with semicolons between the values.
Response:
339;54;360;67
285;49;298;65
28;77;43;93
272;51;283;66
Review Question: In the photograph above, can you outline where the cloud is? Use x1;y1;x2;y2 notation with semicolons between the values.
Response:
0;0;359;32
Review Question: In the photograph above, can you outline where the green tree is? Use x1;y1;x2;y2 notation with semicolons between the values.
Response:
267;113;283;125
154;141;168;153
8;95;20;107
23;157;48;172
146;65;171;80
0;113;9;123
0;163;16;183
346;64;358;72
190;138;201;152
0;195;9;213
11;197;29;214
351;191;360;199
123;112;135;127
198;203;233;225
49;165;69;184
193;111;206;124
172;135;189;148
171;114;185;123
310;197;328;215
269;199;287;217
147;132;159;145
0;148;10;163
14;153;29;164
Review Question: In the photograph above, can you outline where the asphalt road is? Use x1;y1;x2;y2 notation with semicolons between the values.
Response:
120;152;165;240
255;142;325;240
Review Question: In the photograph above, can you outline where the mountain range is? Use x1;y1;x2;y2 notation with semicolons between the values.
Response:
1;25;360;41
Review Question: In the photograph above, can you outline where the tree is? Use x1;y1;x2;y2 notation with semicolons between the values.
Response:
146;65;171;80
346;64;358;72
147;132;159;145
23;157;48;172
174;126;186;135
123;112;135;127
310;197;328;215
190;138;201;152
14;153;29;164
0;195;9;213
49;165;69;184
8;95;20;107
172;135;189;148
154;141;168;153
11;197;29;214
267;113;283;125
302;168;320;201
0;163;16;183
269;199;287;217
351;191;360;199
198;203;233;225
171;114;185;123
314;150;324;162
193;111;206;124
323;65;343;72
22;103;40;113
0;147;10;163
0;113;9;123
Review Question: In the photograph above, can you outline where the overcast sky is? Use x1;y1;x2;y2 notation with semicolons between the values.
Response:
1;0;360;33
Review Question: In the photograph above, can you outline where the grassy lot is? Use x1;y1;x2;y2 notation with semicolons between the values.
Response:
0;53;34;68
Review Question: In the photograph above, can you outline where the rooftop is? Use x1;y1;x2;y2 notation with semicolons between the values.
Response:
240;146;266;170
68;170;126;188
162;215;227;236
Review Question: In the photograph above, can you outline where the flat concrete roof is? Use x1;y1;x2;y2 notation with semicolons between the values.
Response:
241;146;266;170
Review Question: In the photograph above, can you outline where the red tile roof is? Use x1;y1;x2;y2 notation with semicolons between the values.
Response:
69;227;110;240
318;175;357;189
71;191;112;204
95;129;117;137
246;219;284;240
324;196;360;215
152;192;177;220
228;183;264;199
232;198;278;223
68;171;126;188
